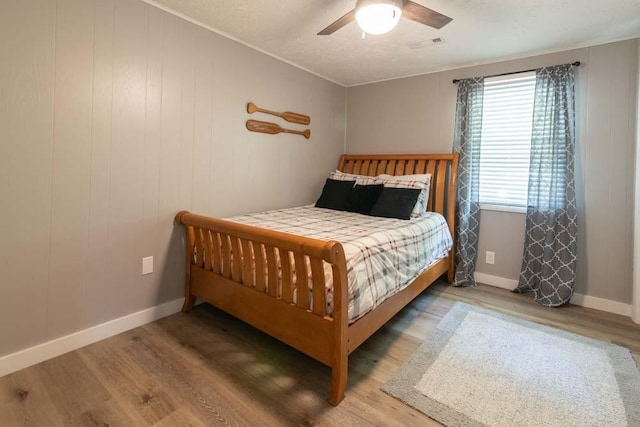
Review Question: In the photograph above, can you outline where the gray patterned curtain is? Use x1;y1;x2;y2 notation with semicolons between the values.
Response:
515;64;578;306
453;78;484;287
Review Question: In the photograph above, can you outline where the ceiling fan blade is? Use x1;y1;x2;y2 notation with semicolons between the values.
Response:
402;1;452;29
317;9;356;35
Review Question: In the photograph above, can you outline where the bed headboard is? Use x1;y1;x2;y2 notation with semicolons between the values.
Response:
337;153;459;241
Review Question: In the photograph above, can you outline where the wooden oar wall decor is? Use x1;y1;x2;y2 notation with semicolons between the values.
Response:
246;120;310;139
245;102;311;139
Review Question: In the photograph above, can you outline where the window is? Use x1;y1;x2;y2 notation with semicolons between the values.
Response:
479;71;536;210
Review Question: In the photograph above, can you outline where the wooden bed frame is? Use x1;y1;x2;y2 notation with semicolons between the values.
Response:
175;153;459;405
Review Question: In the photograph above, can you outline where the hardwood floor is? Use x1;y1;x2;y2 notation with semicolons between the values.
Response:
1;281;639;426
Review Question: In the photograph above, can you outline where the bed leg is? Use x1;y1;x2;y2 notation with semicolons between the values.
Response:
447;251;455;284
329;244;348;405
182;225;196;313
182;294;196;313
328;346;348;405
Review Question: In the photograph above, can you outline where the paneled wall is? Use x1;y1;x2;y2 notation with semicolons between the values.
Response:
0;0;346;357
347;39;639;304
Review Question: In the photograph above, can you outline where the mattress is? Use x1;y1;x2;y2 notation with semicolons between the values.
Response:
226;206;453;323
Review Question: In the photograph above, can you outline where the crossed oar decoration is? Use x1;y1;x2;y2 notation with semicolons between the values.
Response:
245;102;311;139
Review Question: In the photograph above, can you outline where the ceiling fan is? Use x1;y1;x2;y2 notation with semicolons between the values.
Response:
318;0;452;36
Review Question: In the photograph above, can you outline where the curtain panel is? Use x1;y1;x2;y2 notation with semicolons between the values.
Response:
515;64;578;306
452;78;484;287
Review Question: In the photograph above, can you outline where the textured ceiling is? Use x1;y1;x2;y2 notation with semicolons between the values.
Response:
147;0;640;86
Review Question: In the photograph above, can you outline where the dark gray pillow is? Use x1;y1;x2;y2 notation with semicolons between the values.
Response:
344;184;384;215
370;187;422;220
315;179;356;210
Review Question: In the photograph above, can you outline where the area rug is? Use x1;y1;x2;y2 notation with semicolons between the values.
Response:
382;302;640;427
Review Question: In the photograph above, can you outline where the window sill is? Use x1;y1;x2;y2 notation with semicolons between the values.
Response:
480;204;527;214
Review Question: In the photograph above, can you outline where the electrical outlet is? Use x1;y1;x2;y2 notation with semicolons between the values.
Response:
485;251;495;265
142;256;153;275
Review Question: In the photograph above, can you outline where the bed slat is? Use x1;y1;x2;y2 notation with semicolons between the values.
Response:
360;160;370;176
253;242;266;292
294;253;309;307
231;237;242;282
367;160;378;176
406;159;415;175
344;160;354;174
211;232;222;274
310;258;326;316
280;248;294;303
265;245;278;297
385;160;396;174
426;160;436;177
311;261;327;316
354;160;364;175
204;230;213;271
426;161;437;211
194;228;204;267
241;239;253;287
221;234;232;279
435;161;448;214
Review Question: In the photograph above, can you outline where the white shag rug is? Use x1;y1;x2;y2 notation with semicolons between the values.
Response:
382;302;640;427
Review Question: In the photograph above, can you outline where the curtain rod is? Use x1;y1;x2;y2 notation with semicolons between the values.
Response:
452;61;581;84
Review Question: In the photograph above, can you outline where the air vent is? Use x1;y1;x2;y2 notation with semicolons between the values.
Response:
408;37;446;49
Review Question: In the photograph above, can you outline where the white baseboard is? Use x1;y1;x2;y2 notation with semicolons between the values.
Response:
569;293;632;317
474;272;632;317
0;298;184;378
474;272;518;290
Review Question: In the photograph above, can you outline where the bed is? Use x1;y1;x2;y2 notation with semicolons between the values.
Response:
175;153;459;405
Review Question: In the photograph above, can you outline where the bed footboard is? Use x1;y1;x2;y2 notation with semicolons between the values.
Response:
175;211;349;405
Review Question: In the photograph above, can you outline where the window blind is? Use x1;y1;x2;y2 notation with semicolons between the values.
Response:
479;71;536;208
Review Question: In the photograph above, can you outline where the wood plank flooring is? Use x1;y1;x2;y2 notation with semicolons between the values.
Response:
1;281;639;426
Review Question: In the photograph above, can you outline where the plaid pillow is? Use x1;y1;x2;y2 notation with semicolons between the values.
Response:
377;174;431;218
329;170;377;185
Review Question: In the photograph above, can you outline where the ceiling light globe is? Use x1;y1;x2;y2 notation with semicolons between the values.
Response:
355;3;402;35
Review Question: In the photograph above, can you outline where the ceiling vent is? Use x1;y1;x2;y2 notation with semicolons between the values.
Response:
408;37;446;49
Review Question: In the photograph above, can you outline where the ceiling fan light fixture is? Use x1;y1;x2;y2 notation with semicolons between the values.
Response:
355;0;403;35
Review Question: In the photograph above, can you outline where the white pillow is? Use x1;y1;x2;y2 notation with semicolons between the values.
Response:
377;173;432;218
329;170;377;185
